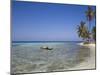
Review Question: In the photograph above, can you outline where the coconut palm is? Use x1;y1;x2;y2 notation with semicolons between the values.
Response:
85;6;95;42
85;6;95;32
92;26;96;41
77;21;90;41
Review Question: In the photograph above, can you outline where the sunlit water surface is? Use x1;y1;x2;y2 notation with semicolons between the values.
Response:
11;42;91;73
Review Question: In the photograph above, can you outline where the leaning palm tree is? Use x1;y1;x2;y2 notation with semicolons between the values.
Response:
77;21;90;42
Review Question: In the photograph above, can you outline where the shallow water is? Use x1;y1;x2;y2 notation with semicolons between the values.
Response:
11;42;92;74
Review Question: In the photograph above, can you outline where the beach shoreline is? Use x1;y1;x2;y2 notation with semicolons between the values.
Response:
78;42;95;47
68;42;96;70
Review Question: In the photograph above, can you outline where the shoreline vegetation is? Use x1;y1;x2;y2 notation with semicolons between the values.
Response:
77;6;96;46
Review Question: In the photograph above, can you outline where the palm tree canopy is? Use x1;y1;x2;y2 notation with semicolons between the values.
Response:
77;21;90;40
85;6;95;21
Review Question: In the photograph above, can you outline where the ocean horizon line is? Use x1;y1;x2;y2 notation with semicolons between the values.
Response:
12;41;83;43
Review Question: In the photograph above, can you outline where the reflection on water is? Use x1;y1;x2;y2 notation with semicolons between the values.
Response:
11;42;91;74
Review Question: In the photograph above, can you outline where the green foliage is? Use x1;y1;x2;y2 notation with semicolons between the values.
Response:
76;6;96;42
85;6;95;21
77;21;90;40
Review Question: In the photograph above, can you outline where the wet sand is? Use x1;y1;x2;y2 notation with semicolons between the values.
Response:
68;43;96;70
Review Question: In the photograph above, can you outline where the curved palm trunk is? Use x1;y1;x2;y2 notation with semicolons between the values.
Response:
88;20;91;43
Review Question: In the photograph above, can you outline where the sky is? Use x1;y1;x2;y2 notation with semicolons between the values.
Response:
12;1;96;41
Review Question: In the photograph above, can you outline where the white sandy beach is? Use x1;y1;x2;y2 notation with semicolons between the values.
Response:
78;42;95;47
68;43;96;70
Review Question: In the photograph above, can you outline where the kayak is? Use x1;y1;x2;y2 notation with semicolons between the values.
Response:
40;46;53;50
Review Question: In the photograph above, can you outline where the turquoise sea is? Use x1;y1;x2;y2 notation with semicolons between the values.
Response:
11;41;92;74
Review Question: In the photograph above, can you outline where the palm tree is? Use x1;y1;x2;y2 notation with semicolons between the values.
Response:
77;21;90;41
92;26;96;42
85;6;95;35
85;6;95;42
